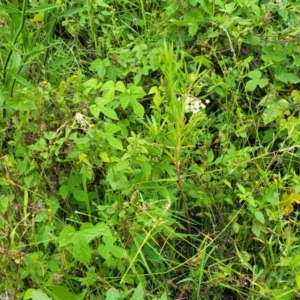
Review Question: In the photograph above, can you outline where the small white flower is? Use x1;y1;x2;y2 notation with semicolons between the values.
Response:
186;96;194;103
205;99;210;104
185;104;191;112
182;94;208;113
194;101;200;110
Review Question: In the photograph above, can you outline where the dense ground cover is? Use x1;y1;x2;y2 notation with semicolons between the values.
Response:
1;0;300;299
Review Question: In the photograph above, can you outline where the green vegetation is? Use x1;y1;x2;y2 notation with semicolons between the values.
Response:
1;0;300;299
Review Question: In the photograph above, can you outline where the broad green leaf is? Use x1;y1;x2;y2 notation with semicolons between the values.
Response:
90;59;109;80
247;70;261;79
71;188;87;202
132;44;147;60
90;105;101;118
262;51;286;63
165;3;179;17
232;222;240;234
222;179;232;189
118;52;130;67
291;90;300;103
24;288;34;299
32;290;51;300
120;86;146;111
120;93;130;108
80;164;93;181
106;244;127;258
186;8;204;22
221;2;236;13
98;244;110;260
113;160;131;172
103;235;117;245
142;243;162;263
100;152;111;163
105;66;118;82
189;0;200;6
128;86;146;98
236;183;246;194
257;78;268;88
80;223;101;242
93;98;119;119
243;34;260;45
148;86;162;107
73;233;91;264
48;286;78;300
101;80;116;100
106;135;123;150
262;107;284;125
100;106;119;120
207;149;214;163
106;171;128;190
59;185;70;200
252;224;260;238
131;283;144;300
24;174;34;188
95;222;112;236
245;79;258;92
115;81;125;92
79;153;91;166
199;0;213;15
96;61;106;80
18;156;29;175
254;211;265;224
0;196;9;214
275;73;300;84
95;0;110;7
141;160;152;180
265;184;279;204
159;293;168;300
82;78;98;88
246;77;267;92
250;2;260;17
59;225;76;246
100;80;115;91
131;99;144;117
104;123;121;134
36;225;52;248
105;288;120;300
290;255;300;267
95;97;110;106
293;55;300;66
276;98;290;109
188;24;198;37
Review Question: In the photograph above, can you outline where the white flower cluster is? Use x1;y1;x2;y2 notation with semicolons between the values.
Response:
74;112;89;131
183;95;210;114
